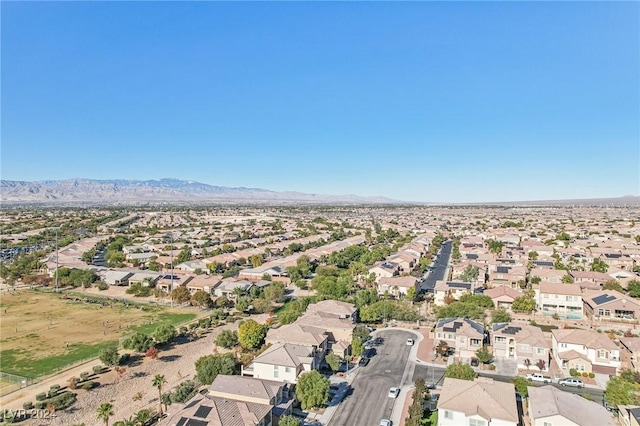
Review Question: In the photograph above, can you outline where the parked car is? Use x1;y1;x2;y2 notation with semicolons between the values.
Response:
358;357;370;367
525;373;552;384
406;338;414;346
470;358;479;367
557;378;584;388
380;420;392;426
388;387;400;398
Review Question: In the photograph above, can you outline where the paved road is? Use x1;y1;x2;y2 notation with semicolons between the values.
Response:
412;364;605;405
418;241;452;294
329;330;414;426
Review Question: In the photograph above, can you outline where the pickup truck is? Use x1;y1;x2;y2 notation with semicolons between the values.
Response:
525;373;552;384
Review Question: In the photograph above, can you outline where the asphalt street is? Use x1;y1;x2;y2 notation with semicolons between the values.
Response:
329;330;415;426
418;240;452;294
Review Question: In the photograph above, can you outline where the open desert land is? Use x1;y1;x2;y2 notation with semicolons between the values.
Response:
0;289;198;381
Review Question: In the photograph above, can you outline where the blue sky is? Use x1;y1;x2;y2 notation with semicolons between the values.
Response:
2;2;638;203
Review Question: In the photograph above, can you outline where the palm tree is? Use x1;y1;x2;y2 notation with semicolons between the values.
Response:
113;418;135;426
96;402;114;426
133;409;151;426
152;374;167;415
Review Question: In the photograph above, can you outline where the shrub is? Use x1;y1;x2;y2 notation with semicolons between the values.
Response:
119;353;131;365
98;346;120;366
97;281;109;291
80;372;90;381
92;365;104;374
487;364;496;370
589;372;595;378
36;392;47;401
188;322;199;331
46;391;77;410
582;372;589;377
199;318;211;328
81;381;96;390
179;326;188;335
569;369;579;377
49;384;61;394
67;377;80;390
23;402;34;410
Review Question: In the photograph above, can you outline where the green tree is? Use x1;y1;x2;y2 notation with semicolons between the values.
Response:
176;247;191;264
492;309;512;323
486;239;504;255
133;409;151;426
154;324;177;345
561;274;574;284
190;290;214;308
249;254;264;268
152;374;167;415
530;276;541;284
628;280;640;298
591;258;609;273
603;280;624;292
528;251;539;261
605;371;640;407
194;353;239;385
351;336;364;358
325;352;341;372
263;282;286;303
252;297;273;314
444;363;477;381
98;347;120;366
459;265;480;283
406;377;427;426
238;319;267;350
123;332;154;353
296;370;330;410
96;402;114;426
511;376;530;398
512;295;536;312
475;346;493;364
215;330;239;348
279;414;301;426
169;380;198;403
172;286;191;304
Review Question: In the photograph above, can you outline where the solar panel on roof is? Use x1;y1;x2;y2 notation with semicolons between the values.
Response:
194;406;213;419
592;294;616;305
502;327;522;335
497;266;510;273
186;420;208;426
176;418;188;426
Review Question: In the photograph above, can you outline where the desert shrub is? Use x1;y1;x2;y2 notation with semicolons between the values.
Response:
49;384;61;394
92;365;104;374
569;369;578;377
582;372;589;377
80;372;90;381
67;377;80;390
46;391;77;410
179;326;188;335
188;322;198;331
97;281;109;291
36;392;47;401
81;381;96;390
589;372;595;378
199;318;211;328
23;401;33;410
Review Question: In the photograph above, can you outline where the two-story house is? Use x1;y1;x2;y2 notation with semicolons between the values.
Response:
433;281;475;306
160;375;294;426
536;282;583;319
552;329;621;376
433;318;485;360
619;337;640;373
242;343;319;383
377;276;418;298
438;377;518;426
492;322;550;371
484;286;522;311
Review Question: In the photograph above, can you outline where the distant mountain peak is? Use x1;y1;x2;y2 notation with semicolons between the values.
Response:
0;178;399;205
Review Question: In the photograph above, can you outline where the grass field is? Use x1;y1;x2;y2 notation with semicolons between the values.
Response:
0;289;199;378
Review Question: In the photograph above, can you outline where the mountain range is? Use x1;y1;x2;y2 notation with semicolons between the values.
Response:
1;178;638;206
0;178;399;205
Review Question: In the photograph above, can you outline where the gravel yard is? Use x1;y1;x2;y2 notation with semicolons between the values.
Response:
21;319;254;426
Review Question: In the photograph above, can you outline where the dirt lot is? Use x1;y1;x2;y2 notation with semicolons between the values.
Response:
0;289;194;378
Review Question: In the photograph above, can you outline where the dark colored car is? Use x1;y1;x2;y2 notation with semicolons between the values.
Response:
358;357;370;367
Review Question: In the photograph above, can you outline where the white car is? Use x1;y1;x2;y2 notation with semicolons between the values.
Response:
380;420;392;426
406;338;414;346
388;387;400;398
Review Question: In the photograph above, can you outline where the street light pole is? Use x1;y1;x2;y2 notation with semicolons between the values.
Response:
170;233;174;308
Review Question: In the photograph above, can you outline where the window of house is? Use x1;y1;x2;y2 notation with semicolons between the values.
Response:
470;339;481;346
544;422;552;426
543;294;549;298
537;348;544;355
566;296;572;301
495;336;506;343
444;411;453;420
599;350;608;359
285;367;291;373
460;337;466;343
469;419;486;426
274;366;279;378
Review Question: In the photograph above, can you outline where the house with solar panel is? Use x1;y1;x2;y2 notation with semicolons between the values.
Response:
492;322;550;371
159;374;294;426
583;290;640;322
433;281;476;306
552;329;621;376
433;318;486;360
